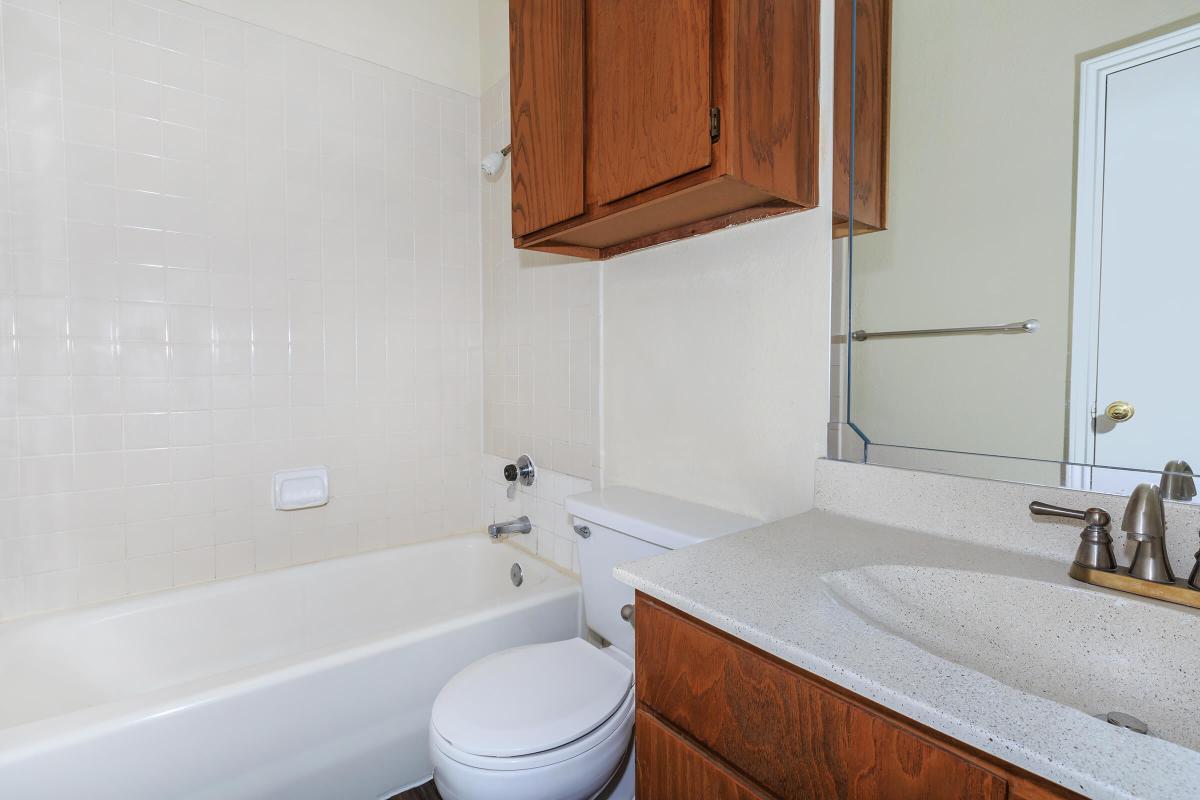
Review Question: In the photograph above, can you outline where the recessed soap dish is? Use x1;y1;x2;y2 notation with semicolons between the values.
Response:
273;466;329;511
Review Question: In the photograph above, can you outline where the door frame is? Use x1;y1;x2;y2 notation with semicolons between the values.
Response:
1065;21;1200;490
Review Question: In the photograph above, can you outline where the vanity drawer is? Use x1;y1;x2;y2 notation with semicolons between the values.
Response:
635;709;769;800
635;594;1008;800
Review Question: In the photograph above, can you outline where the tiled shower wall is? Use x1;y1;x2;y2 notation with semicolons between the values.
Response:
480;77;599;482
0;0;481;620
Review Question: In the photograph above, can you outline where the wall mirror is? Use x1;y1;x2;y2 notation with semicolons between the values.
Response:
842;1;1200;501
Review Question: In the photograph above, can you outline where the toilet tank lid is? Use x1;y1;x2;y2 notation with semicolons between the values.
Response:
565;487;759;550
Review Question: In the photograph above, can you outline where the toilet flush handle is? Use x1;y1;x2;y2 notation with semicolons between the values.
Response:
620;604;634;624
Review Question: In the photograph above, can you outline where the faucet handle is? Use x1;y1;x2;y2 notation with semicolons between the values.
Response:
1029;501;1110;529
1029;501;1117;571
502;454;536;500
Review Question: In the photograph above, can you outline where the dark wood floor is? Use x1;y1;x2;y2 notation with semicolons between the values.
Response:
389;780;442;800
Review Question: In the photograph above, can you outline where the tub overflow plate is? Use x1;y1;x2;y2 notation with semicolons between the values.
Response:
510;562;524;587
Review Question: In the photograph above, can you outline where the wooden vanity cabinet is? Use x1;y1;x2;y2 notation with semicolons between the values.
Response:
509;0;820;260
634;593;1082;800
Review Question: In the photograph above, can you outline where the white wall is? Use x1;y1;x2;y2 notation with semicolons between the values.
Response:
0;0;481;620
603;215;832;522
478;0;509;92
184;0;483;96
849;1;1199;468
601;0;834;523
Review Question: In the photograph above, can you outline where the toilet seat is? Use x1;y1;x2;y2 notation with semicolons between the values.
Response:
428;687;635;800
431;683;635;771
430;639;634;769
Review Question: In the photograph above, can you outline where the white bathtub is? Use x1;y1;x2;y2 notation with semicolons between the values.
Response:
0;535;581;799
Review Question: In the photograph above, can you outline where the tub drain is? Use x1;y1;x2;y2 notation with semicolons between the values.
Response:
510;562;524;587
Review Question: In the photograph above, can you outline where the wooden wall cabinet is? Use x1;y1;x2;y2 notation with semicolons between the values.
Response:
635;593;1082;800
509;0;820;260
833;0;890;237
508;0;891;256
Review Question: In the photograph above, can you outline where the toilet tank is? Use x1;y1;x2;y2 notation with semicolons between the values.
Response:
565;488;758;657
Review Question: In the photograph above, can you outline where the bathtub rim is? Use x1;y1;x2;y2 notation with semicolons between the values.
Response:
0;536;580;764
0;533;573;634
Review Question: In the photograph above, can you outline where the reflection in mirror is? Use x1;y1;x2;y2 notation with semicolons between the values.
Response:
845;2;1200;501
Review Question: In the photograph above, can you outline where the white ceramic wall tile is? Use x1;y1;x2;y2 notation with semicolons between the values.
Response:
479;453;590;576
0;0;482;621
479;78;599;482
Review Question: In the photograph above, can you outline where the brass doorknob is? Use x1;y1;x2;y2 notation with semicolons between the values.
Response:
1104;401;1135;422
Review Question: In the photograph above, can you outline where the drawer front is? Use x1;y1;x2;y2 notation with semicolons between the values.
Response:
636;596;1008;800
636;709;768;800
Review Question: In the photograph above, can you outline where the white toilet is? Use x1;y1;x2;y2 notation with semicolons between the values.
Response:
428;487;757;800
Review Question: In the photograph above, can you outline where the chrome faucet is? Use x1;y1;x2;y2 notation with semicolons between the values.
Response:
488;515;532;540
1030;483;1197;610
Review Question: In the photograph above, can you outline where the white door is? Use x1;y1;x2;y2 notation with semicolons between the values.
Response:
1089;42;1200;490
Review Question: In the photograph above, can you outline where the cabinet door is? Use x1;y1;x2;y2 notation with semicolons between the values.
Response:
509;0;585;237
636;710;769;800
587;0;713;205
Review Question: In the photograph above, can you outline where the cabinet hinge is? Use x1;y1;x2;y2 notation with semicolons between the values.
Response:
709;107;721;142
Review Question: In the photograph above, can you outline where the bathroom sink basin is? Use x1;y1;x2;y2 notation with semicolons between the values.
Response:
821;565;1200;752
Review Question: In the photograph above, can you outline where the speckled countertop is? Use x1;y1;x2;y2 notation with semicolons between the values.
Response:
614;510;1200;799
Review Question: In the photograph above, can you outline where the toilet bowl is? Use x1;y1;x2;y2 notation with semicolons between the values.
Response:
428;488;758;800
429;639;635;800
